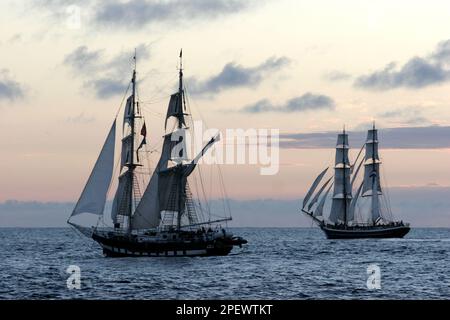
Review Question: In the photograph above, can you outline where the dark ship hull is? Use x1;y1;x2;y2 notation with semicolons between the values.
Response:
320;224;410;239
92;230;247;257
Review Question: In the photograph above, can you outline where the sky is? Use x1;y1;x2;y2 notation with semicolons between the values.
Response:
1;0;450;226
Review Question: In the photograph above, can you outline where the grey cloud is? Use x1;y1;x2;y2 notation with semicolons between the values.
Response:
241;93;335;113
377;106;431;126
323;71;352;82
105;44;151;75
0;69;25;102
430;39;450;61
64;44;150;98
280;125;450;149
64;44;150;75
95;0;252;29
379;109;407;118
86;78;128;99
32;0;257;33
402;116;430;125
188;57;290;95
63;46;103;74
355;39;450;90
66;112;95;124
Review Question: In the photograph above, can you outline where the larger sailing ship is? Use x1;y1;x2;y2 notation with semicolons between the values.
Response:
68;51;247;257
301;125;410;239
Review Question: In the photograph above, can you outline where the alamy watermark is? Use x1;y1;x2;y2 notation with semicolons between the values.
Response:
168;120;280;175
366;264;381;290
66;265;81;290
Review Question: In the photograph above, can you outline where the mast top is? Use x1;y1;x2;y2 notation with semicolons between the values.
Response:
178;49;183;93
132;48;137;79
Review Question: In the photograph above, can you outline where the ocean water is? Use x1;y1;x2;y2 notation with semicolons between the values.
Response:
0;227;449;299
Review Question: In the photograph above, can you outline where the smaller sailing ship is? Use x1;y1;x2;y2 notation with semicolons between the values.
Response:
68;51;247;256
301;125;410;239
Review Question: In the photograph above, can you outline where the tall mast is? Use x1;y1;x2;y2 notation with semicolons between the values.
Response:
177;49;184;230
128;51;137;234
342;126;347;226
371;121;377;224
178;49;183;129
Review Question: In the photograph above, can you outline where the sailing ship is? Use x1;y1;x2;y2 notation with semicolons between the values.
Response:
301;125;410;239
68;51;247;257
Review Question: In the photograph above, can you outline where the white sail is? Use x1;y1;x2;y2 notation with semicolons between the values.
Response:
120;134;133;168
131;171;160;229
71;120;116;217
131;120;219;230
123;95;133;128
333;167;352;198
371;172;381;222
111;172;132;223
303;168;328;208
308;176;332;211
336;132;348;147
130;133;177;229
335;148;349;167
363;128;382;196
165;92;185;129
158;134;220;213
329;199;350;223
329;132;352;224
348;180;363;222
314;184;332;217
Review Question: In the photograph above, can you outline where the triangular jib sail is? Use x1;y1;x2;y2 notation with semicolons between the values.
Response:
70;120;116;217
303;167;328;209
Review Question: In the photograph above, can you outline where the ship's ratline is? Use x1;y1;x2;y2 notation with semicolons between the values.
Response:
301;125;410;239
67;51;247;257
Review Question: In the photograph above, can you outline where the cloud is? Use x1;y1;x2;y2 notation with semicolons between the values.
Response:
66;112;95;124
377;106;431;126
33;0;257;31
430;39;450;62
86;78;129;99
8;33;23;44
323;71;352;82
63;46;103;74
0;69;25;102
280;125;450;149
94;0;253;29
188;56;290;95
240;93;335;113
64;44;150;98
355;39;450;90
